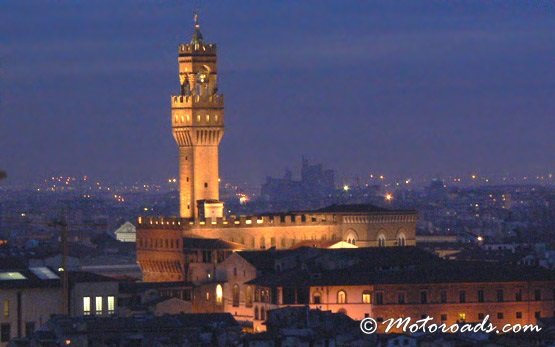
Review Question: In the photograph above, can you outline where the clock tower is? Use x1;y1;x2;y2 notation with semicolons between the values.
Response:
171;14;224;219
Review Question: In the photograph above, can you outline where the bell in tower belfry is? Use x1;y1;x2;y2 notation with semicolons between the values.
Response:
171;13;225;220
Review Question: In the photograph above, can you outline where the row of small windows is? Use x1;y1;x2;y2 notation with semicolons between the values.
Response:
175;114;220;123
138;238;180;249
82;296;115;316
313;288;551;305
376;234;406;247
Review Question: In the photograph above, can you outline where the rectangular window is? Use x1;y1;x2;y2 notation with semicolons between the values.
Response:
478;313;485;320
2;300;8;317
534;289;541;301
459;291;466;303
420;291;428;304
458;312;466;321
497;312;504;319
0;323;10;342
397;292;405;304
107;296;115;314
440;290;447;303
375;292;384;305
478;290;484;303
440;314;447;321
83;297;91;315
95;296;103;315
516;312;522;319
515;289;522;302
496;289;504;302
535;311;541;319
362;292;372;304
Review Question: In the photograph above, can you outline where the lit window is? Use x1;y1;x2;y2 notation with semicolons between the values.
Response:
83;297;91;315
458;312;466;322
216;284;223;305
197;115;201;122
206;114;210;122
337;290;347;304
215;115;218;121
95;296;103;315
362;291;372;304
107;296;115;314
2;300;8;317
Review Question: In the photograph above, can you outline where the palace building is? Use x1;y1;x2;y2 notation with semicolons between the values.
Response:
136;15;418;282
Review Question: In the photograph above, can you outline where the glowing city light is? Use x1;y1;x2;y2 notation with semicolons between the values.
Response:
238;194;249;205
385;193;393;201
343;185;350;192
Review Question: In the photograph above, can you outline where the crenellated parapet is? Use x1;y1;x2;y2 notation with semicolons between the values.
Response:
137;213;340;230
137;210;418;230
178;43;217;56
171;94;224;108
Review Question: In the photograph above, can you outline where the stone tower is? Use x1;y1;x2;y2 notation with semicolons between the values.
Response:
171;14;224;219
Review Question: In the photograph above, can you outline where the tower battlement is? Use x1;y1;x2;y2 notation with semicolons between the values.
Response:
137;210;418;230
171;94;224;108
178;43;217;56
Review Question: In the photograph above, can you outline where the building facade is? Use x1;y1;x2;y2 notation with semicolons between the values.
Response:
136;15;418;282
197;247;555;332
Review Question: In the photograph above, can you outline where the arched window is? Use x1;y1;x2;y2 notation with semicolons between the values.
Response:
397;233;406;247
313;292;322;304
378;234;386;247
337;290;347;304
232;284;240;307
216;284;223;305
254;306;259;320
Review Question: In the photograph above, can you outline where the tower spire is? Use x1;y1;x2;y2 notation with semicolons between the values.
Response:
191;11;203;46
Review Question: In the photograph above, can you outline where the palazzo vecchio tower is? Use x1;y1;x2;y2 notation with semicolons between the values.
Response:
171;14;224;219
137;14;418;282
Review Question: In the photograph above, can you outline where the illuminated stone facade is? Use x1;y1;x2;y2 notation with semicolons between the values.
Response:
136;16;418;283
172;14;224;219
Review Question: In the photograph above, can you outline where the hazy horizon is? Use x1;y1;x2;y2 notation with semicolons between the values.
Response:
1;1;554;187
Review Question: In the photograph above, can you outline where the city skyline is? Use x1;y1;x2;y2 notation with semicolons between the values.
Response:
1;1;554;186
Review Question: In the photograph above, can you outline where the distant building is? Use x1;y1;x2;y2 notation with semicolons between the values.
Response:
114;221;136;242
261;158;335;210
243;306;373;346
25;313;241;346
188;247;555;332
0;267;118;346
118;281;194;317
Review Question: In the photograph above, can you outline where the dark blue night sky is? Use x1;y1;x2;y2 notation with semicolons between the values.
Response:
1;1;554;186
